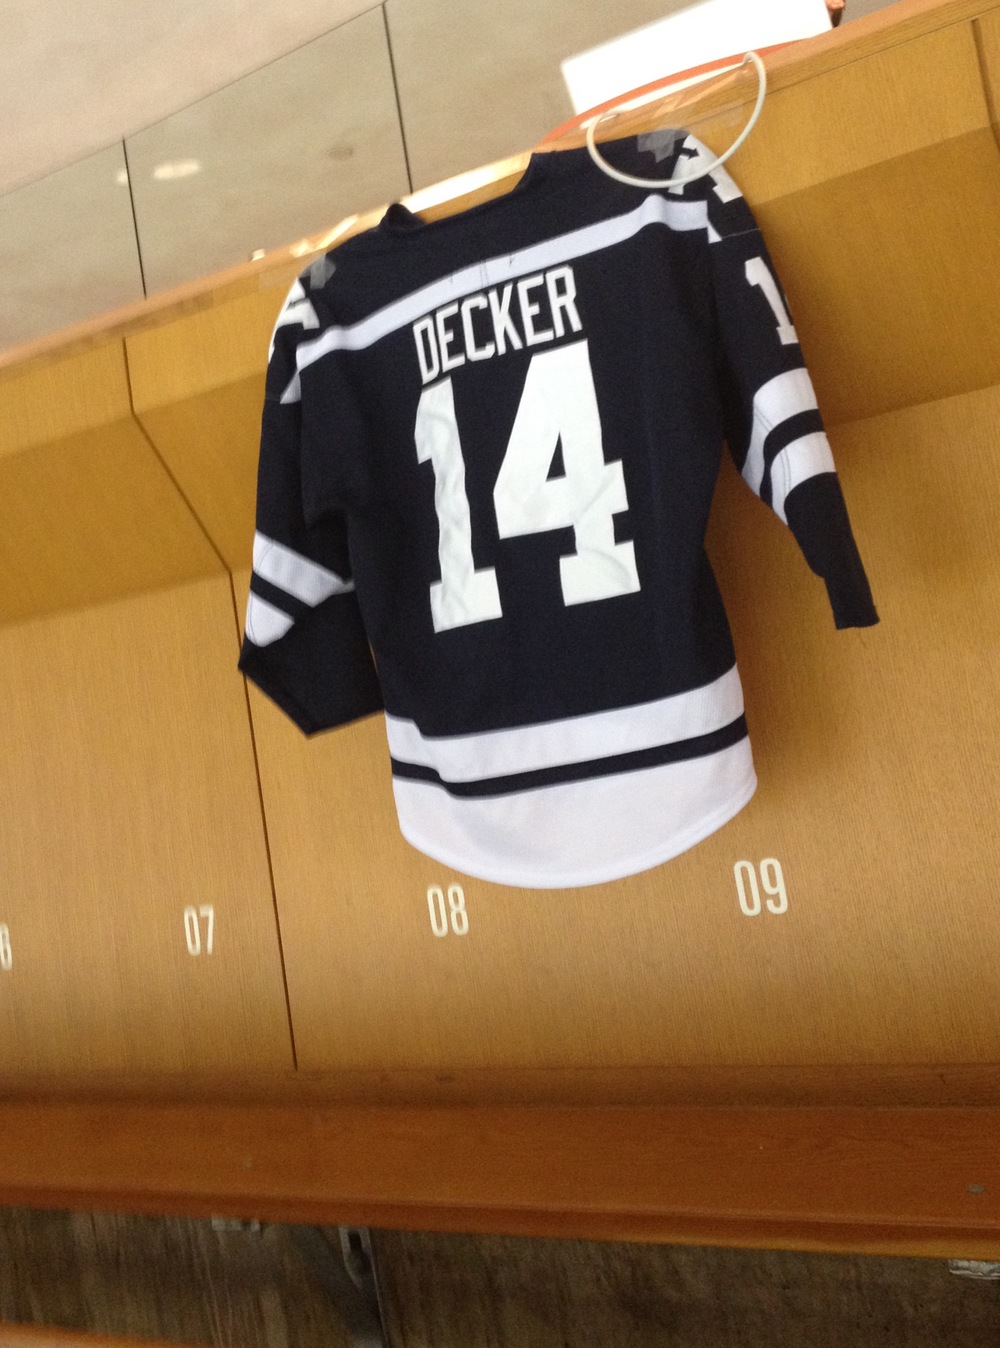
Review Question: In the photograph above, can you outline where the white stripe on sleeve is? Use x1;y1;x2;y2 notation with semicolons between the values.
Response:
252;532;354;605
245;593;295;647
769;431;836;523
741;368;818;497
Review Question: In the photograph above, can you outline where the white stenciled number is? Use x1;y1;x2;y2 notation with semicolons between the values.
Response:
494;341;640;605
415;339;639;631
184;904;215;956
759;858;788;914
734;860;761;916
745;258;798;346
415;378;503;632
427;885;449;937
735;859;788;916
427;884;469;937
0;923;11;971
447;884;469;935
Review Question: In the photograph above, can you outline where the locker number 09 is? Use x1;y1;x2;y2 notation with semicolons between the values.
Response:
734;859;788;916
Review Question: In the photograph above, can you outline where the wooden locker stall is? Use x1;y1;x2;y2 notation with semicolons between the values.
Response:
125;282;298;572
0;0;998;1254
0;340;292;1070
0;340;222;625
0;578;293;1073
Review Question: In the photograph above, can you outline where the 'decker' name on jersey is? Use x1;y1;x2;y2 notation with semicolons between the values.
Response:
412;265;582;385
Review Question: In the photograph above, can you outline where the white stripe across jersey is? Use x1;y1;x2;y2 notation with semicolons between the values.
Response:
385;664;744;784
245;532;354;648
393;734;757;889
279;193;717;404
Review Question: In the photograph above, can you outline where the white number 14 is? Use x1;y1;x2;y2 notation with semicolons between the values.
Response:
415;339;641;632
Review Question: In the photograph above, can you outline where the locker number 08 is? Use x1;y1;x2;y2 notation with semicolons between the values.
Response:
427;885;469;937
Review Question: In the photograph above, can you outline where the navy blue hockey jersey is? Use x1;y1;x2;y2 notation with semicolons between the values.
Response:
239;134;877;889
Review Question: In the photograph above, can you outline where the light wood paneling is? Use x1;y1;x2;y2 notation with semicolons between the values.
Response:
577;17;990;188
127;288;289;568
977;8;1000;118
0;576;292;1072
248;383;1000;1073
125;288;285;410
734;23;1000;422
733;22;990;201
0;342;133;455
0;341;222;624
754;131;1000;423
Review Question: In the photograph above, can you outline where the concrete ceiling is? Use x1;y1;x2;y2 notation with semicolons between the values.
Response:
0;0;375;195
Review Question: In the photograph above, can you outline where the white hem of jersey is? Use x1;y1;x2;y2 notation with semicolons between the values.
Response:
392;747;757;890
385;665;743;782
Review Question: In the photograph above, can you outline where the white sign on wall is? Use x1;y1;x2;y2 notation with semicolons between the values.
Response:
561;0;832;114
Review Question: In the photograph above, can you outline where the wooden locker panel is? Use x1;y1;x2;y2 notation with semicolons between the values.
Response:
0;576;292;1073
248;383;1000;1073
753;131;1000;427
733;22;989;202
982;7;1000;85
126;280;297;571
0;341;223;624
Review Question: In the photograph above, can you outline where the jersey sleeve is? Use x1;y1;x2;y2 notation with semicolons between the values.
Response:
681;137;878;630
237;275;384;734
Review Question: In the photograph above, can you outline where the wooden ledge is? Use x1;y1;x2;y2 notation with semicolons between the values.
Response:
0;1100;997;1257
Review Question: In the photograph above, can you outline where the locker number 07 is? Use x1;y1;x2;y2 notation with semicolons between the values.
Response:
184;905;215;956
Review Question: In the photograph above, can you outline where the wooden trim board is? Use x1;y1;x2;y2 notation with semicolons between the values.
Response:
0;1100;997;1257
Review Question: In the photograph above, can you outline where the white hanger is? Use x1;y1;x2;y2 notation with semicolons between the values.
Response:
584;51;767;188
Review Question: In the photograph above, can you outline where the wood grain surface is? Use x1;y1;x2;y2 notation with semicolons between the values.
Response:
0;341;222;623
0;577;292;1072
128;289;279;571
0;1101;998;1256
